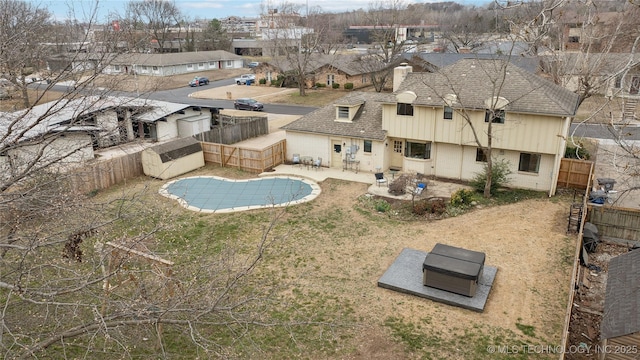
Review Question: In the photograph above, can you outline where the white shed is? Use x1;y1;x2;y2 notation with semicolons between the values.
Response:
142;137;205;180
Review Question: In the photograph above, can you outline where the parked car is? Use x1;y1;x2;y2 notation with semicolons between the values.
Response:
235;74;256;85
247;62;260;68
234;98;264;111
189;76;209;87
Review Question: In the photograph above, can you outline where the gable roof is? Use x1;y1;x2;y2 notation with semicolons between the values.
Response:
601;249;640;339
0;96;215;146
547;52;640;76
401;53;540;73
281;91;388;140
387;58;580;117
266;54;384;76
111;50;243;67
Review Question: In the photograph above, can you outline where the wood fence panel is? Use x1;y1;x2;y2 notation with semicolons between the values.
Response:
197;116;269;145
67;152;143;193
200;139;286;173
588;206;640;242
558;158;593;190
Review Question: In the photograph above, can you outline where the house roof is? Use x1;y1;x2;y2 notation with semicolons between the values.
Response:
548;52;640;76
401;53;540;73
112;50;243;66
601;249;640;339
266;54;383;76
148;137;202;163
0;96;213;146
281;91;388;140
386;58;580;117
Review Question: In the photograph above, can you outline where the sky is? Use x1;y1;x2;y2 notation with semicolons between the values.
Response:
38;0;485;22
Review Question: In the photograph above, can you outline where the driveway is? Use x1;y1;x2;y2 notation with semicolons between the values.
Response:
189;84;297;102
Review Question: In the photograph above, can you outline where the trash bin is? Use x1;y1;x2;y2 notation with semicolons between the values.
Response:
589;190;607;204
597;178;616;191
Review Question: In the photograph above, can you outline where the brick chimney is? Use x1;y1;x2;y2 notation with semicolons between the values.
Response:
393;62;413;92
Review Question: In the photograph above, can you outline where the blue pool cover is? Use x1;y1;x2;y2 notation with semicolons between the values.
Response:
159;176;321;213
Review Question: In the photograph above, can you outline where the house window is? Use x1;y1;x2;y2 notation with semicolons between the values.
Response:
363;140;372;153
338;106;349;119
114;65;120;72
361;75;367;84
485;109;505;124
444;106;453;120
614;75;622;89
630;76;640;95
568;36;580;43
152;66;158;71
476;148;487;162
142;66;149;72
327;74;335;86
405;141;431;159
518;153;540;173
226;60;232;67
187;64;194;70
397;103;414;116
393;140;402;154
209;61;216;66
198;62;204;69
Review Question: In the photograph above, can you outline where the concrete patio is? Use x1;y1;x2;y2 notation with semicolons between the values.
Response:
260;164;472;200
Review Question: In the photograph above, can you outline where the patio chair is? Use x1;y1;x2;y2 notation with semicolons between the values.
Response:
313;157;322;171
375;172;387;187
292;153;301;167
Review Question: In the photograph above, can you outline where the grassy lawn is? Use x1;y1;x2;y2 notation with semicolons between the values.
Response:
67;164;575;359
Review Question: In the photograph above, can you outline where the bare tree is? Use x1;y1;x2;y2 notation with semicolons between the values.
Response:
353;0;411;92
0;0;54;107
125;0;184;53
438;7;494;53
265;2;340;96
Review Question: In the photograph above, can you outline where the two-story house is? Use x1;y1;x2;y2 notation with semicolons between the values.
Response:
283;59;580;195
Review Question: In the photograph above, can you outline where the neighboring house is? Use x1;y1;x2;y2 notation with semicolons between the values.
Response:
600;249;640;360
0;96;218;178
63;51;244;77
544;53;640;121
283;60;580;195
255;54;384;89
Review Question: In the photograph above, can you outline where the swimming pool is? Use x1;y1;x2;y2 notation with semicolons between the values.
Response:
159;176;321;213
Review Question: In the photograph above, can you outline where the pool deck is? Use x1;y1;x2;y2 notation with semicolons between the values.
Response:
260;164;472;200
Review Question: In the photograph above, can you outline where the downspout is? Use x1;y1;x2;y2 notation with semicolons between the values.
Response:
550;115;571;197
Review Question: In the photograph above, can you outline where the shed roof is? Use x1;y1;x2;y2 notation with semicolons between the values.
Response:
601;249;640;339
281;91;388;140
384;58;580;117
148;137;203;163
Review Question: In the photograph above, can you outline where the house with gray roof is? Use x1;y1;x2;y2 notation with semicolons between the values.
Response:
600;249;640;360
70;51;244;77
255;54;385;90
283;59;580;195
1;96;219;180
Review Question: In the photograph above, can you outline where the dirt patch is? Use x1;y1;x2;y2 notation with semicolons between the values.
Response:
565;241;630;360
274;178;575;356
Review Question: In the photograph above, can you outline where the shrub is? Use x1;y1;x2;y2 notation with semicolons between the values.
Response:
315;82;326;88
344;83;354;90
565;142;591;160
332;83;340;89
270;79;277;86
259;78;267;85
469;158;512;195
375;199;391;213
450;189;475;207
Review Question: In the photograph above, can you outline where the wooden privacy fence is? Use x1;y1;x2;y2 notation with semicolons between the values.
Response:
67;152;144;193
201;139;286;173
196;115;268;144
588;206;640;242
557;158;593;190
